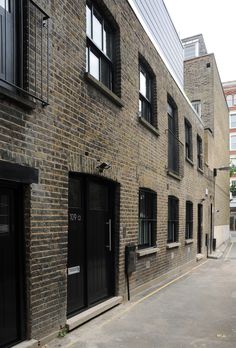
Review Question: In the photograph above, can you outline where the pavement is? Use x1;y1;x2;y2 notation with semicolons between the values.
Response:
47;236;236;348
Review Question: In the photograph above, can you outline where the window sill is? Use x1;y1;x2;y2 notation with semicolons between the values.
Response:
166;242;181;249
138;116;160;137
197;167;204;174
136;246;160;257
186;157;194;166
84;72;124;108
185;239;194;245
0;85;36;110
167;170;181;181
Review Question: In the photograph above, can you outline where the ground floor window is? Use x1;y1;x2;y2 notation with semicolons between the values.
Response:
185;201;193;239
168;196;179;243
138;188;157;248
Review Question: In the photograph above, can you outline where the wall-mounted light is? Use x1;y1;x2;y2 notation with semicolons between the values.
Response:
96;162;111;173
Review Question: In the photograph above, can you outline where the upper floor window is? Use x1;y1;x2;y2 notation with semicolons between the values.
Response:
139;64;153;124
185;201;193;239
168;196;179;243
185;119;193;161
86;1;113;90
227;95;233;107
0;1;49;105
230;114;236;129
168;98;180;175
192;100;201;117
138;188;157;249
197;135;203;170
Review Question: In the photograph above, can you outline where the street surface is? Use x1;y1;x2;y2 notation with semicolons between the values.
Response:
48;237;236;348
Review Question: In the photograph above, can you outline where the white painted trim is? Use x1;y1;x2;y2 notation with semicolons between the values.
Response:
126;0;204;127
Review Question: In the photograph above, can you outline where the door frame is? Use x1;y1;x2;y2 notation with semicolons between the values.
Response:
0;180;26;347
67;173;119;317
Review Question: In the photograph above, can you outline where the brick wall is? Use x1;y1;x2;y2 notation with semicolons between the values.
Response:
0;0;219;342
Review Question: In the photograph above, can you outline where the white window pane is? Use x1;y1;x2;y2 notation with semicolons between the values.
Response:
234;95;236;105
93;13;102;49
231;114;236;128
0;0;9;10
140;70;146;97
231;136;236;150
227;95;233;107
86;5;91;37
89;51;99;80
103;28;111;58
230;157;236;166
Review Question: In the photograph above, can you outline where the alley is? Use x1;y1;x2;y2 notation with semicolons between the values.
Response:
48;242;236;348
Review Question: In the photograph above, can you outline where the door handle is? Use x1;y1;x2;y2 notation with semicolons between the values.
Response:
106;219;112;251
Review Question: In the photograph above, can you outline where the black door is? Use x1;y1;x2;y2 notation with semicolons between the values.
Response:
0;183;25;348
67;175;115;317
197;204;203;254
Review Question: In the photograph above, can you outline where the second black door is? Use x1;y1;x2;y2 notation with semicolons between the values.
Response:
0;182;25;348
67;175;115;316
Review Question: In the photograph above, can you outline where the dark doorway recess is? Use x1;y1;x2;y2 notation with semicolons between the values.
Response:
197;204;203;254
0;181;26;348
67;174;116;317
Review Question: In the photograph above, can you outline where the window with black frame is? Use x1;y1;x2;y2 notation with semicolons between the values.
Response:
86;1;113;90
197;135;203;170
185;119;193;161
185;201;193;239
168;100;179;174
168;196;179;243
0;0;50;105
138;188;157;249
139;64;153;124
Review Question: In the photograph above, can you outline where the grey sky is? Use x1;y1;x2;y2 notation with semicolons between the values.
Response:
164;0;236;83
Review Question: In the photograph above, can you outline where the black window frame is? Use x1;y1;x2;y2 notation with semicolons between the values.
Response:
86;0;114;91
168;97;179;175
185;118;193;161
138;188;157;249
0;0;50;106
168;196;179;243
185;201;193;239
197;135;203;170
139;63;153;125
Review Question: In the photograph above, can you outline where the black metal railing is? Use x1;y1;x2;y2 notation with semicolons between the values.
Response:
168;130;184;178
0;0;50;106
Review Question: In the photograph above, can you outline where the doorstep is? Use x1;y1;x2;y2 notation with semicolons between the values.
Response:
196;253;204;261
66;296;123;331
13;339;38;348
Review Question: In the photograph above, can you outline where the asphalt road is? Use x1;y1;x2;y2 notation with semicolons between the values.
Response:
49;242;236;348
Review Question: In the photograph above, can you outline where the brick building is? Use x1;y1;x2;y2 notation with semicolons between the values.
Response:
223;81;236;230
0;1;228;347
183;34;230;248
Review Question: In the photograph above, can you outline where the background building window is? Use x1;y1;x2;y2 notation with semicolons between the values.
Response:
86;1;113;90
168;196;179;243
139;64;153;124
185;119;193;161
234;95;236;106
183;40;199;60
230;114;236;128
197;135;203;170
139;188;157;248
192;100;201;117
227;95;233;107
185;201;193;239
230;135;236;150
